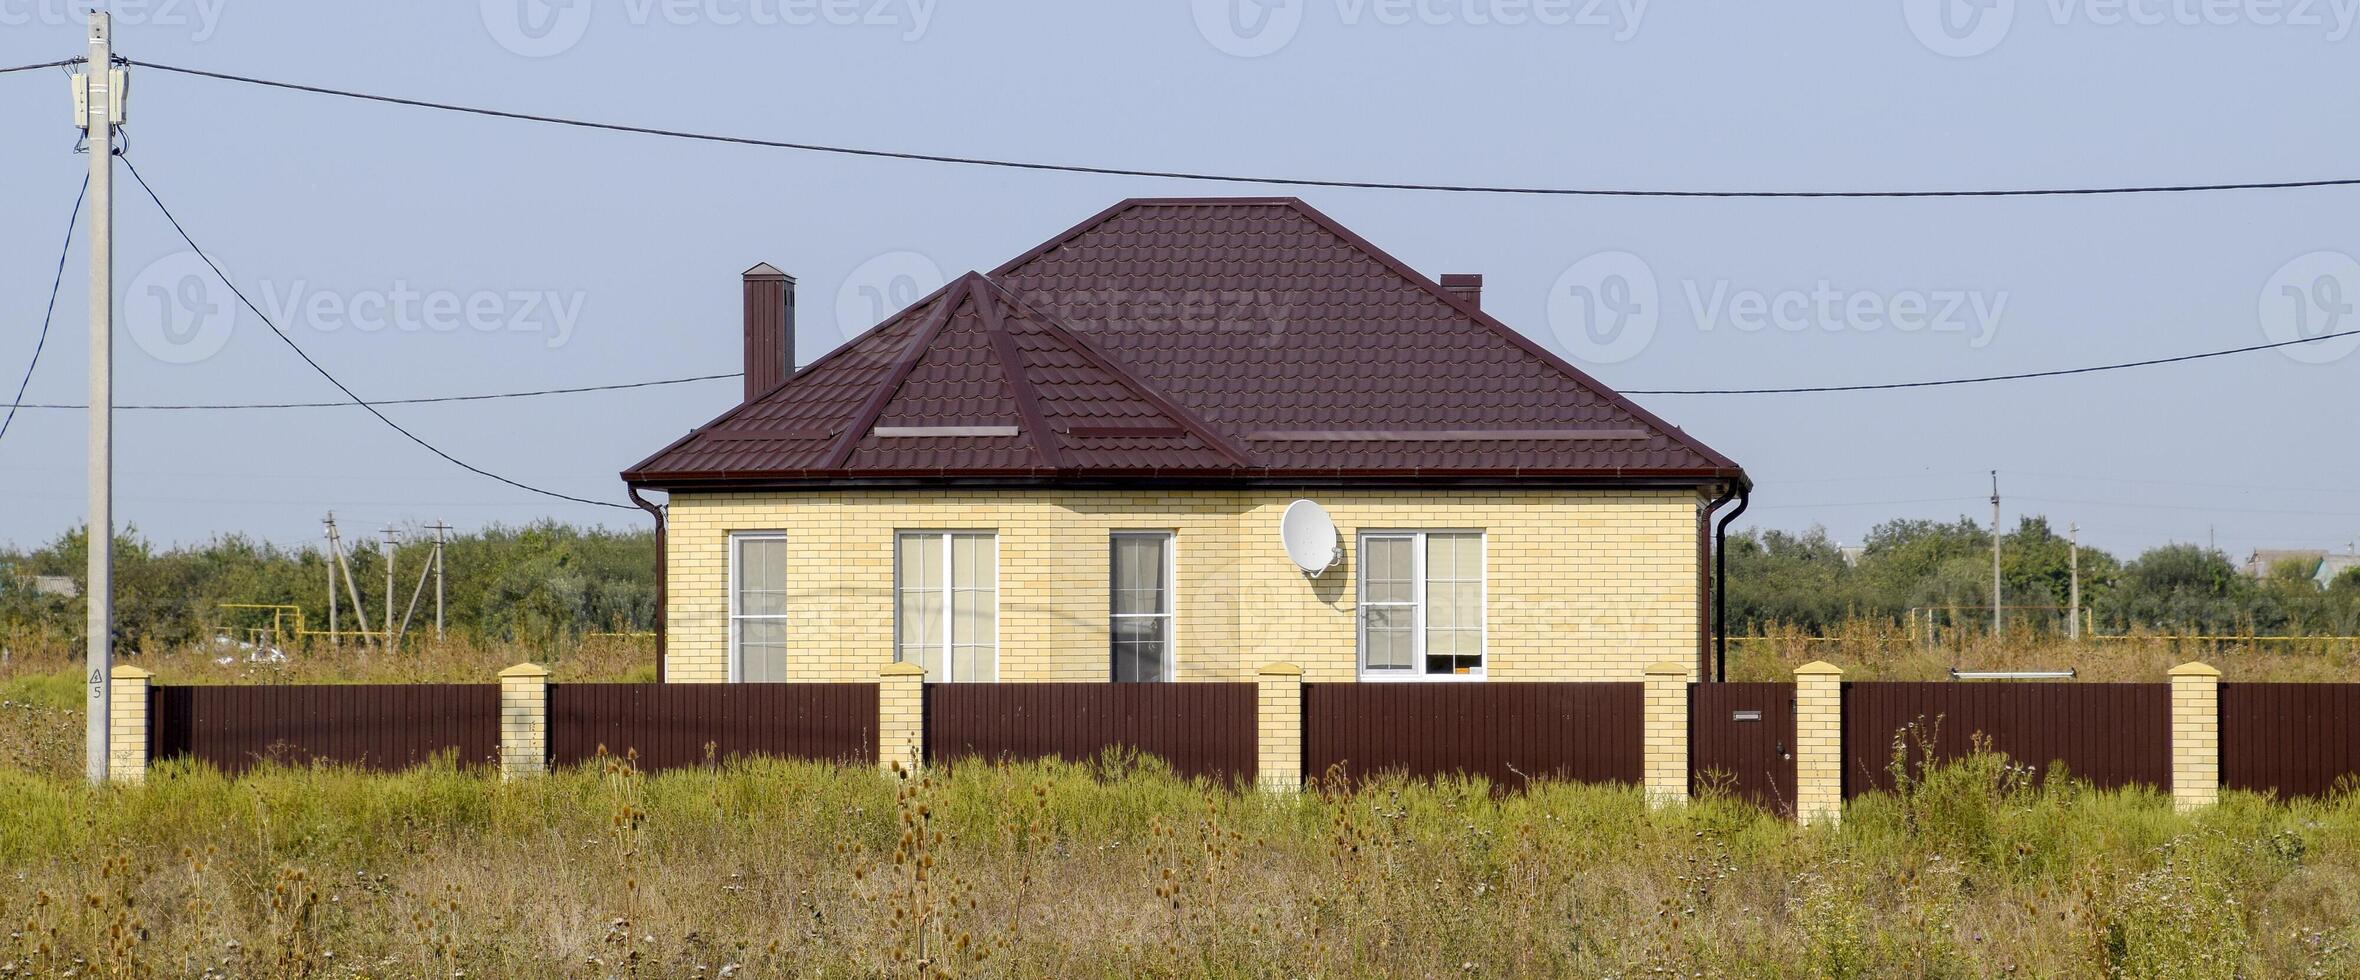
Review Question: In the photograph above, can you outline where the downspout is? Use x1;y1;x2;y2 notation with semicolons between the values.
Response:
627;485;667;682
1711;482;1751;683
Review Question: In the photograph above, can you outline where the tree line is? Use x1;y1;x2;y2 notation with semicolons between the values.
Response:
0;522;657;653
1726;515;2360;637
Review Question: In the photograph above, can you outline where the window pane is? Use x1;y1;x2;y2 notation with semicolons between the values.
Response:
954;534;994;589
900;534;939;590
739;619;787;683
735;537;787;615
1112;535;1167;616
1112;617;1168;682
1364;536;1413;604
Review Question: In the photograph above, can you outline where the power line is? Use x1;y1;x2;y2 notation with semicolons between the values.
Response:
126;59;2360;200
1624;329;2360;395
0;58;81;75
3;372;738;410
0;175;87;450
118;156;633;511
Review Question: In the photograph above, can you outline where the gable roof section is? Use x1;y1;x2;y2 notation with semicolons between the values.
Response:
626;198;1743;488
624;273;1245;481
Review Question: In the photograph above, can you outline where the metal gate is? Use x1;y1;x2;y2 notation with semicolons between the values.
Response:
1689;683;1797;814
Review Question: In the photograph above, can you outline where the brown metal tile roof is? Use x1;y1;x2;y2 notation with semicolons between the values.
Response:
624;198;1743;489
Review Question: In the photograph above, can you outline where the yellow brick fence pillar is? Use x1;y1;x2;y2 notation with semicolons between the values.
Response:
1794;661;1844;826
2169;662;2221;812
1257;663;1303;792
107;664;152;784
498;663;550;780
1643;662;1689;807
879;662;927;773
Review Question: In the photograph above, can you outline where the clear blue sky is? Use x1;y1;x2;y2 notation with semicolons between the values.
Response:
0;0;2354;561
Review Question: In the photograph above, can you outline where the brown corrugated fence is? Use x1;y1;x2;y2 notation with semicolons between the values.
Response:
149;684;498;773
1301;682;1641;789
2221;683;2360;798
549;683;877;772
1843;682;2170;797
926;683;1256;783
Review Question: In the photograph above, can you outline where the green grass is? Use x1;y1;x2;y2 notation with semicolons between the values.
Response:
0;753;2356;977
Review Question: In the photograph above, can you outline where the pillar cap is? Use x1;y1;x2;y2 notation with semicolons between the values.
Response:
498;662;552;678
1793;660;1844;676
1643;661;1690;677
2167;661;2222;678
880;662;928;677
109;664;153;679
1258;662;1303;677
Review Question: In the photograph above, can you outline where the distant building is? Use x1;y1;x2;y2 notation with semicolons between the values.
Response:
2319;554;2360;590
2242;549;2327;579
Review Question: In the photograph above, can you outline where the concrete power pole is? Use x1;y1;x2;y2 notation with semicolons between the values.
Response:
2068;522;2082;641
429;521;450;641
79;13;121;785
381;526;399;652
324;514;338;645
1990;470;2003;638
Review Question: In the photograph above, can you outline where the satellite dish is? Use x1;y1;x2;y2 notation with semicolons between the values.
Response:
1281;499;1341;576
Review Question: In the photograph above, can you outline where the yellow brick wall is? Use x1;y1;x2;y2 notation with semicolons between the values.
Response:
1642;662;1689;806
2169;662;2221;811
663;488;1707;685
1793;662;1844;826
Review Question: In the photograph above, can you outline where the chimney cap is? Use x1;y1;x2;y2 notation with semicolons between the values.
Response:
743;262;791;281
1440;273;1482;288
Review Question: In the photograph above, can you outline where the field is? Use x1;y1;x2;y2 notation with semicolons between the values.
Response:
1;629;2356;977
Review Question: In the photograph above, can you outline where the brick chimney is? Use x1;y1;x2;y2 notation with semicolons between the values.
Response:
1440;273;1483;309
742;263;794;401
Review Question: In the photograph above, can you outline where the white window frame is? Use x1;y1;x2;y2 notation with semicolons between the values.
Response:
1356;530;1487;682
894;530;999;683
1109;530;1177;682
727;531;788;684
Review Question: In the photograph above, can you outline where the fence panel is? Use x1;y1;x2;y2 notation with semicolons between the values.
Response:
1689;683;1797;814
926;683;1256;784
2222;683;2360;798
1842;682;2169;797
547;683;877;772
1300;683;1641;789
149;684;498;773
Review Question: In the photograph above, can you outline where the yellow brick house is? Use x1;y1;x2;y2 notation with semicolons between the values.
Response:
623;199;1748;685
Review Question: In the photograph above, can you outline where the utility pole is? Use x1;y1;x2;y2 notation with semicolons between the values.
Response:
429;521;450;641
1990;470;2003;638
2068;522;2082;641
381;526;399;652
79;13;121;785
326;520;367;644
323;514;338;645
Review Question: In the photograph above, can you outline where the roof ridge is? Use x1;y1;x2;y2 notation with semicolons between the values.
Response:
819;275;970;470
971;278;1063;470
975;275;1257;468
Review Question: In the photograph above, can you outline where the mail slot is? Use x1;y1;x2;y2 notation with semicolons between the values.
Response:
1731;710;1762;722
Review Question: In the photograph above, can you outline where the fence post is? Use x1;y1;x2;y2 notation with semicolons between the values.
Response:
1256;662;1303;792
878;662;927;773
1643;662;1689;807
2169;661;2221;812
107;664;152;784
498;663;550;780
1794;661;1844;826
